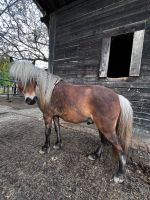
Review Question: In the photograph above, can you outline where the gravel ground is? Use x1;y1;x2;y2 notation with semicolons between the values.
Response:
0;99;150;200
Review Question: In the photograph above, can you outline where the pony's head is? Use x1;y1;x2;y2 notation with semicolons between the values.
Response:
10;60;38;105
17;80;38;105
10;60;62;107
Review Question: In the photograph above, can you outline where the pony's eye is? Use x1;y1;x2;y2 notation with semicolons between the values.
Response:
17;84;24;92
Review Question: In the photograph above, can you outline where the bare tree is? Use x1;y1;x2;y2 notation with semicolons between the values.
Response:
0;0;48;66
0;0;19;16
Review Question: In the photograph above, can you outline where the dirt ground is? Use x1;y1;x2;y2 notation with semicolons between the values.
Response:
0;96;149;200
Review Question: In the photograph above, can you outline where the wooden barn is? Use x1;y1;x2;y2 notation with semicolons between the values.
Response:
34;0;150;134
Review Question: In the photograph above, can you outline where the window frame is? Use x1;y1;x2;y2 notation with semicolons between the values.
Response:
99;29;145;78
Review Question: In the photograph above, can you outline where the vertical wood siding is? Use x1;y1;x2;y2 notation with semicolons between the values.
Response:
50;0;150;132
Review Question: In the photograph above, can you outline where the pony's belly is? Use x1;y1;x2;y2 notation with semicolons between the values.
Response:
56;102;92;124
60;112;88;124
61;115;85;124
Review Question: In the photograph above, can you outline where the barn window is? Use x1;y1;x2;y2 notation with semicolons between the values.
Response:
107;33;133;78
99;30;145;78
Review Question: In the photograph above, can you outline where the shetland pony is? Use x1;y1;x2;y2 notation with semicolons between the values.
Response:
10;60;133;183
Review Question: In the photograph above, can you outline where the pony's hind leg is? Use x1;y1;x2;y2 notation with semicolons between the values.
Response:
101;131;126;183
53;116;62;149
88;145;102;161
114;152;126;183
88;131;107;161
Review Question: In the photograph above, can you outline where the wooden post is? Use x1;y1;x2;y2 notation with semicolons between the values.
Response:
3;86;6;93
7;86;9;101
48;12;56;73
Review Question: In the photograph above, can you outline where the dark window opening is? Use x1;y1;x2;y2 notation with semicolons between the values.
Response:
107;33;134;78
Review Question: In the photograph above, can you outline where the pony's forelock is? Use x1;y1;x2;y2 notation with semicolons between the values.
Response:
10;60;38;84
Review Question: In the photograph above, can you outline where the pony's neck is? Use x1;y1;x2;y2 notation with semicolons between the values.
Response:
35;72;62;111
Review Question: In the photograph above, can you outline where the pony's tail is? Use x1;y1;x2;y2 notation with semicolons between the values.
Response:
116;95;133;155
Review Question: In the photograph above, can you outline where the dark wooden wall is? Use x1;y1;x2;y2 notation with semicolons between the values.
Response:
50;0;150;132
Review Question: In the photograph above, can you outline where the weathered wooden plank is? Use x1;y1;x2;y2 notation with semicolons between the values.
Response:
56;0;121;25
57;0;145;26
55;45;79;59
134;122;150;131
142;40;150;55
99;37;111;77
48;12;56;73
134;117;150;126
55;0;147;40
99;81;150;89
102;20;146;36
133;106;150;113
56;17;146;45
134;112;150;120
55;16;147;47
130;30;145;76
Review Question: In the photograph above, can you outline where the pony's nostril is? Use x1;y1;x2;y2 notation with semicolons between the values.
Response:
26;97;31;104
34;96;38;102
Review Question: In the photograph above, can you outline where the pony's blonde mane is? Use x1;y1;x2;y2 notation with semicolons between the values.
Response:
10;60;62;110
10;60;38;84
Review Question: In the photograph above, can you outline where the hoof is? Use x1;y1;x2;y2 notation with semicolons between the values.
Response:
53;143;62;150
113;175;124;183
39;149;46;155
88;153;98;161
39;146;50;154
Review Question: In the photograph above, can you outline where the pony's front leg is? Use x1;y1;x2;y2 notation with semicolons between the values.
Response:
41;125;51;153
40;115;52;154
53;116;62;149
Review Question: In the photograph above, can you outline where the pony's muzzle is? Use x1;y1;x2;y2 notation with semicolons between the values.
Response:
25;96;38;105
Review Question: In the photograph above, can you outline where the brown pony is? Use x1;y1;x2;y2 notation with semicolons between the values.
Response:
10;60;133;183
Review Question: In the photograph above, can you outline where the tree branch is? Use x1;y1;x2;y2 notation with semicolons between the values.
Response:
0;0;20;17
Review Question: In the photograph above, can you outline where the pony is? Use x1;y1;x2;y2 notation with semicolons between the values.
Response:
10;60;133;183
